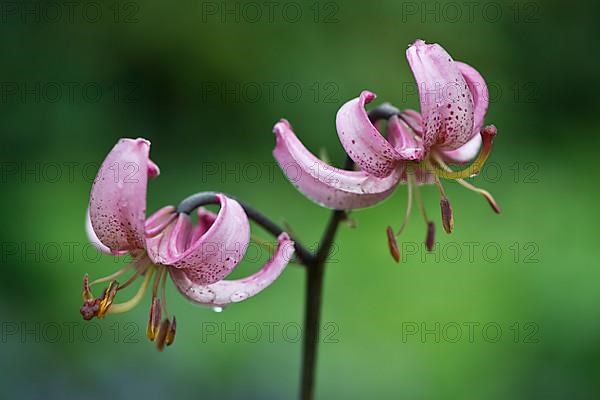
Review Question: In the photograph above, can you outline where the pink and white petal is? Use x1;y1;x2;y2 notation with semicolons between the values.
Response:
439;133;482;164
165;194;250;285
170;233;294;307
273;119;402;210
89;138;156;252
386;115;425;160
85;208;127;255
455;61;489;135
336;91;402;178
406;40;474;150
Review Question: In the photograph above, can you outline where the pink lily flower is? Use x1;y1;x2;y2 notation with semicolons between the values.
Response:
273;40;499;261
82;138;294;349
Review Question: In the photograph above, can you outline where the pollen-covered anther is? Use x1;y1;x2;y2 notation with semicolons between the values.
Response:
425;222;435;252
97;281;119;319
80;298;100;320
386;226;400;263
155;318;172;351
82;273;93;301
440;197;454;234
165;316;176;347
146;297;162;341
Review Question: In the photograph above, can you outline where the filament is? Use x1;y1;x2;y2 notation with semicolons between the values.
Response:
161;267;170;319
430;126;496;180
434;156;501;214
108;268;154;314
395;166;414;236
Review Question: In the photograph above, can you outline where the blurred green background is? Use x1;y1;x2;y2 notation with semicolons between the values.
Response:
1;0;599;398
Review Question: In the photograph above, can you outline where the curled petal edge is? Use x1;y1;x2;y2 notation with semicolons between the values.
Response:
170;233;294;307
336;90;403;178
162;194;251;286
273;119;402;210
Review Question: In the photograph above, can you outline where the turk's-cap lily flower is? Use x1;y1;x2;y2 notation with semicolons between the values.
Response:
83;138;294;349
272;39;499;261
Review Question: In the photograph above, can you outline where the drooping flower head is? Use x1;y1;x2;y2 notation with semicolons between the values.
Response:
83;138;294;349
272;40;499;261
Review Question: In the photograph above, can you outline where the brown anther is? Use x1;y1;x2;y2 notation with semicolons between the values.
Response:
82;274;93;301
97;280;119;319
386;226;400;263
146;297;162;341
155;318;172;351
482;124;497;139
425;222;435;252
440;197;454;234
165;316;176;347
80;298;100;320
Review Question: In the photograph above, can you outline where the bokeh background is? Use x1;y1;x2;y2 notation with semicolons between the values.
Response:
1;0;599;398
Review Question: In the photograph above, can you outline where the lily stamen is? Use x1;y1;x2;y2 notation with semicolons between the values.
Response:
425;160;454;234
117;262;151;292
431;125;498;180
410;167;436;252
396;167;414;236
97;281;119;318
147;297;162;341
108;268;154;314
434;156;501;214
89;259;137;287
160;267;170;319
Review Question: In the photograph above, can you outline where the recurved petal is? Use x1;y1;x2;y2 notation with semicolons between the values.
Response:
170;233;294;307
455;61;489;135
89;138;156;253
164;194;250;285
336;91;403;178
406;40;474;151
273;119;402;210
